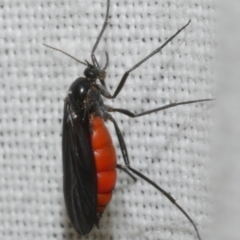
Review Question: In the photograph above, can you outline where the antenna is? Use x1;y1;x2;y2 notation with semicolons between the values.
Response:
43;44;87;66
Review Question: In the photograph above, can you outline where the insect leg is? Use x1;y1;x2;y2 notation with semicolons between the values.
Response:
116;164;137;182
91;0;110;68
105;112;202;240
104;98;213;117
103;52;109;70
108;20;191;99
99;52;109;87
128;167;202;240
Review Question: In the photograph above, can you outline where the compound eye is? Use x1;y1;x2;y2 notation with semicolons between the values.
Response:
84;67;100;79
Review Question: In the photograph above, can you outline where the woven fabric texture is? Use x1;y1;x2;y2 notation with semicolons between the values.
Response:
0;0;214;240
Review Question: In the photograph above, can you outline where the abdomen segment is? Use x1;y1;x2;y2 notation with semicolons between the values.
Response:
91;116;117;213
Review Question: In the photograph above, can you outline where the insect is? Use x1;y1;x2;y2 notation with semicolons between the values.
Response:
43;0;212;239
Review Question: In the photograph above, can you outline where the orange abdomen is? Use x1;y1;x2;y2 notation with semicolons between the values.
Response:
91;116;117;214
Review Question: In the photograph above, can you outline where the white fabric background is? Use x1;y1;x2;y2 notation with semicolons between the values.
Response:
0;0;215;240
